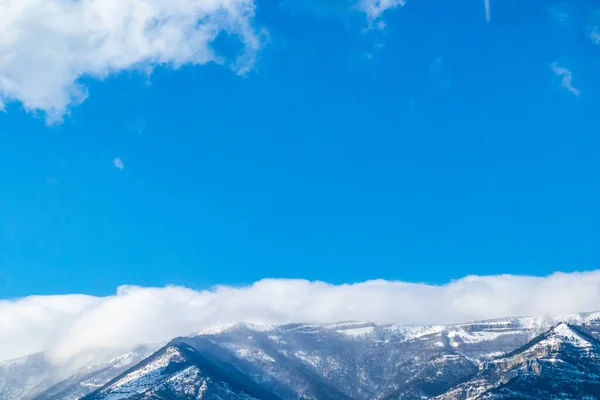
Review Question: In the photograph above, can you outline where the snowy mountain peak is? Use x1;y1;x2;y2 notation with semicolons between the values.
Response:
488;322;599;367
194;322;277;336
434;324;600;399
524;322;600;355
547;323;594;347
81;345;194;400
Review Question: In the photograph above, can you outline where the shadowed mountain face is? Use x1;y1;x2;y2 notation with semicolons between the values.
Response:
81;344;284;400
4;312;600;400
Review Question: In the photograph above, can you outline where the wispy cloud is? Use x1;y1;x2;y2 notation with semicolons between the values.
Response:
113;158;125;171
364;42;385;60
2;271;600;363
0;0;262;122
360;0;406;26
548;4;571;27
550;63;580;96
590;26;600;45
127;118;147;134
484;0;491;22
283;0;406;28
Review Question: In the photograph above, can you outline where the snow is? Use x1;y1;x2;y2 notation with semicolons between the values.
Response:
194;324;239;335
194;322;275;336
483;351;505;359
162;366;204;397
268;335;287;344
7;310;600;400
100;346;186;400
283;324;323;334
584;311;600;323
433;354;462;363
198;379;208;398
335;326;375;337
220;343;276;363
108;352;135;368
327;322;371;328
447;329;517;344
388;324;446;340
548;323;592;349
294;351;321;367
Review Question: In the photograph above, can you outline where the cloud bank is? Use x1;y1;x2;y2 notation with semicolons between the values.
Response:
3;271;600;364
0;0;260;121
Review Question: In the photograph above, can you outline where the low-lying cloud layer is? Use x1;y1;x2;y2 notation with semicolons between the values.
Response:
2;271;600;364
0;0;260;121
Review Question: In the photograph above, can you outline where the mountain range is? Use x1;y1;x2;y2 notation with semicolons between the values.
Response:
3;312;600;400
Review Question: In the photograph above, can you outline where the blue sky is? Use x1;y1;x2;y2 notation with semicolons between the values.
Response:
1;0;600;298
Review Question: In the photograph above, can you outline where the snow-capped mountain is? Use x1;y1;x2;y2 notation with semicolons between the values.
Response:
82;344;282;400
0;346;157;400
434;323;600;399
3;311;600;400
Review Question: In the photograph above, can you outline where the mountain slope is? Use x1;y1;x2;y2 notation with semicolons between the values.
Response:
377;352;477;400
82;316;600;400
5;311;600;400
435;323;600;399
32;346;158;400
0;353;59;400
82;343;283;400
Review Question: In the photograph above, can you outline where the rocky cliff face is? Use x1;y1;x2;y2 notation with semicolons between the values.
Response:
434;323;600;399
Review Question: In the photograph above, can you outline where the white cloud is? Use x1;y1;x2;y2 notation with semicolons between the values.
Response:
113;158;125;170
2;271;600;363
0;0;261;122
590;27;600;45
549;7;570;26
0;294;99;364
550;62;580;96
359;0;406;25
485;0;491;22
283;0;405;22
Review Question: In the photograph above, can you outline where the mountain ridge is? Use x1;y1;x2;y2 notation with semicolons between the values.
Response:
3;311;600;400
433;323;600;399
